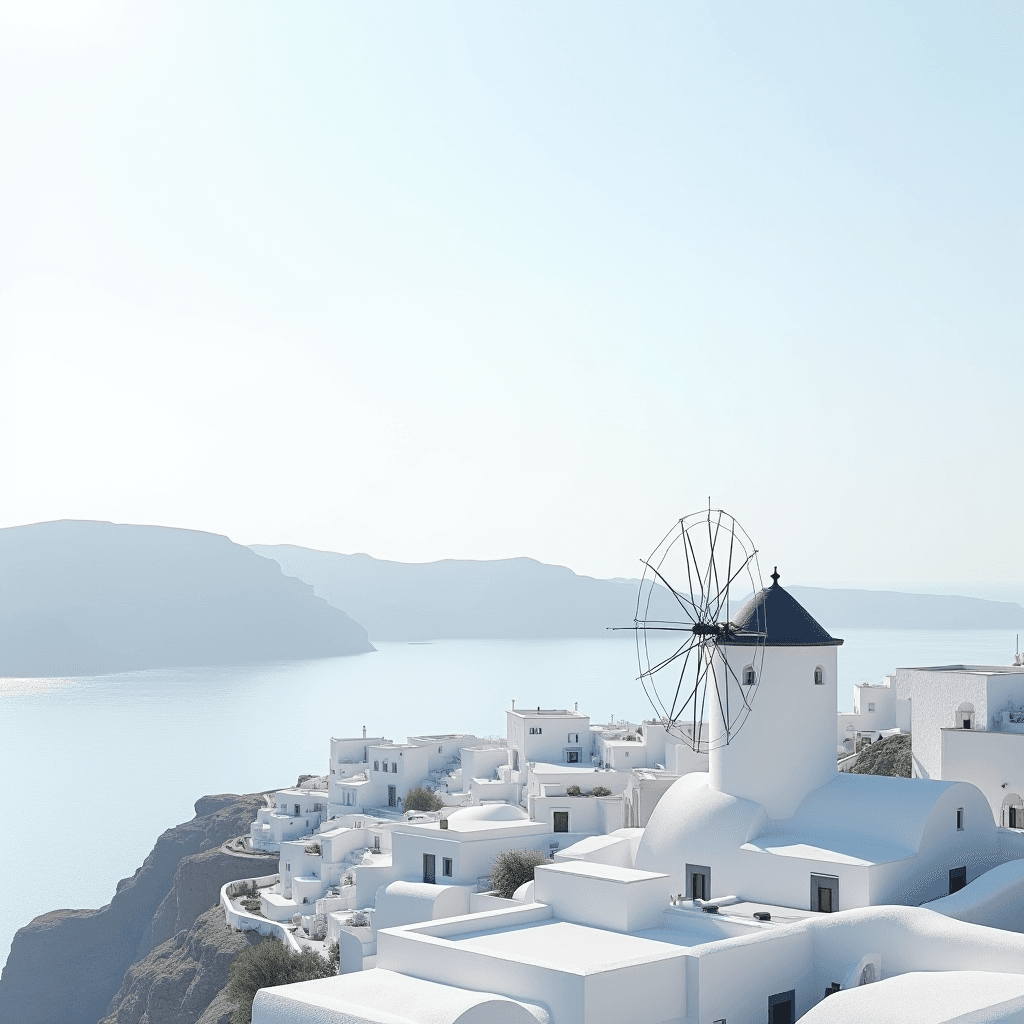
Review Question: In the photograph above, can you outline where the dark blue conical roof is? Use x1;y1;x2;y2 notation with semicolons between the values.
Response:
725;571;843;647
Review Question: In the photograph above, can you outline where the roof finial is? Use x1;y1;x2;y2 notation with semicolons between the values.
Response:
771;566;780;586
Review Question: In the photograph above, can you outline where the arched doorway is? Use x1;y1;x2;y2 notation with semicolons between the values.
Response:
1002;792;1023;829
956;702;975;730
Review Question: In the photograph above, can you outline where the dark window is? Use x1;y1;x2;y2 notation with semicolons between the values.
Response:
374;761;379;771
957;808;964;830
963;718;972;729
768;990;795;1024
811;873;838;913
685;863;711;901
423;854;435;884
566;750;579;763
388;785;396;807
950;866;967;894
743;666;756;686
553;811;569;833
382;762;388;772
814;666;824;685
512;750;520;771
392;762;398;773
294;804;300;815
1011;807;1019;829
443;857;452;877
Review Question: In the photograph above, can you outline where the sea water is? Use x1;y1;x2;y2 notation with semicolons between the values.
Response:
1;629;1019;968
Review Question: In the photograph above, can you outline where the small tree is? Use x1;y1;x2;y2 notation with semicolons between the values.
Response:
490;848;550;899
565;784;581;797
591;786;612;797
326;940;340;971
404;787;445;812
227;937;336;1024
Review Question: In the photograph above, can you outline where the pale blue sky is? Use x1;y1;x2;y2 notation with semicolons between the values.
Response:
1;2;1021;589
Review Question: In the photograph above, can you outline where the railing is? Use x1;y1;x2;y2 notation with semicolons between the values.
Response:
220;874;301;952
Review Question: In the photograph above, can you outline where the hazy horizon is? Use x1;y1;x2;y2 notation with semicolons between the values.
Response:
2;2;1021;588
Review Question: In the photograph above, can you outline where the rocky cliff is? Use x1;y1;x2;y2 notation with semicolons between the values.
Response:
99;905;260;1024
0;792;277;1024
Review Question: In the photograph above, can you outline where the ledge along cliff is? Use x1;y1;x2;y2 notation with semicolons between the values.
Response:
0;791;278;1024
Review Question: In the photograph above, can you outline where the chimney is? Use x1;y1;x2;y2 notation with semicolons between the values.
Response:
511;699;515;710
362;725;367;739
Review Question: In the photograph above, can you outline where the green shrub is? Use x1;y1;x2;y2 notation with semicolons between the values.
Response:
565;785;582;797
227;937;336;1024
327;940;340;971
489;848;550;899
404;787;445;812
304;843;322;856
849;734;911;778
590;786;612;797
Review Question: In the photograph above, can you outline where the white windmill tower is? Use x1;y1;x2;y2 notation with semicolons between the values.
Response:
634;510;843;819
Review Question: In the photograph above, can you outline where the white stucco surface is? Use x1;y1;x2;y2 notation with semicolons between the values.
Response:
799;971;1024;1024
253;969;551;1024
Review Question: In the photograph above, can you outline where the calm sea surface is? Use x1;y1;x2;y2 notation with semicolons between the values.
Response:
1;629;1019;968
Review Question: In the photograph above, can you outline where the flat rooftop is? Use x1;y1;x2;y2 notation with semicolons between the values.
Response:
510;708;588;718
901;665;1024;675
442;918;689;972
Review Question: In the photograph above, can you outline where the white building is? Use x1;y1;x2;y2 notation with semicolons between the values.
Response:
252;578;1024;1024
836;675;911;755
507;706;591;775
250;786;330;852
895;664;1024;828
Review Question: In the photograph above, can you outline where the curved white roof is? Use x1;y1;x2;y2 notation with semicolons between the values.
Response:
253;968;551;1024
799;971;1024;1024
635;772;766;883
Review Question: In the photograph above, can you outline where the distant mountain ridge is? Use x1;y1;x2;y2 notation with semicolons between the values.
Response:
251;544;1024;640
249;545;642;640
786;586;1024;631
0;521;373;677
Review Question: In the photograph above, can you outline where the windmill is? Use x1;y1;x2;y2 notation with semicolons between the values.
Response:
634;508;767;752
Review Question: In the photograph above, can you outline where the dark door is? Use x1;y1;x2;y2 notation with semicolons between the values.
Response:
768;990;795;1024
949;866;967;894
817;885;833;913
1011;807;1018;829
388;786;396;807
553;811;569;833
691;872;706;900
423;854;435;884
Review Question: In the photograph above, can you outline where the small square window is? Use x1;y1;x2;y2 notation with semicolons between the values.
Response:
566;750;579;763
442;857;453;877
957;807;965;831
868;703;875;713
553;811;569;833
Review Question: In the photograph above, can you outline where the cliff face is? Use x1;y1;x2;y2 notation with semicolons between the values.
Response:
0;792;276;1024
99;905;259;1024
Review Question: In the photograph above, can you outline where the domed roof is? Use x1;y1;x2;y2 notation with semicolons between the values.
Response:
726;569;843;648
445;803;528;823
